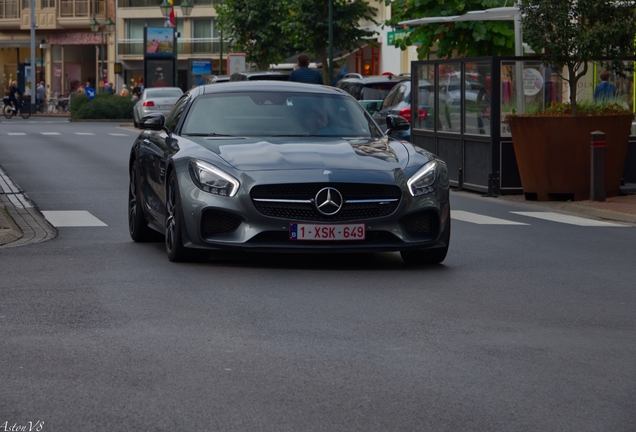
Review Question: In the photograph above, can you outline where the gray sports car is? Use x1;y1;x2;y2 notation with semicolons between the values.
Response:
128;81;450;264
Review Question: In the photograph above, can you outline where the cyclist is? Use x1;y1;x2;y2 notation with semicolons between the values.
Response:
9;80;22;113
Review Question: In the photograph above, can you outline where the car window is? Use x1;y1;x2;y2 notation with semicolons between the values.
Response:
359;82;398;101
164;94;190;131
182;92;382;138
381;84;401;109
145;89;183;98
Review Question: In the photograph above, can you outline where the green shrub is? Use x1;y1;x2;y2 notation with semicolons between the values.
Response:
70;93;134;120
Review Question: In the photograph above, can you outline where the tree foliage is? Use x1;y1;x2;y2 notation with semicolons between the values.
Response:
216;0;290;70
385;0;514;59
284;0;378;84
519;0;636;115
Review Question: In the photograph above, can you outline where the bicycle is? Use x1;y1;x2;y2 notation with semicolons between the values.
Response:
3;98;31;119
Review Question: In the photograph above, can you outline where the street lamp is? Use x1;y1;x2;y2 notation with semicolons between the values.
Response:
39;39;47;83
159;0;193;88
90;17;115;92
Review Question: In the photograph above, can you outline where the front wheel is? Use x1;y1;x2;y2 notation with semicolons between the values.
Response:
3;104;14;119
20;103;31;119
165;171;202;262
401;217;451;265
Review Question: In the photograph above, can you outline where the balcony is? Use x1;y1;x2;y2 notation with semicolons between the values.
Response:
117;0;219;7
0;0;19;18
118;37;232;56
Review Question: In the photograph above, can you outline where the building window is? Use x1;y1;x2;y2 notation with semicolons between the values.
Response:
192;18;213;53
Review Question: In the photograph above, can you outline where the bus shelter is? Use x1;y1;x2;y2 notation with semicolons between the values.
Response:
409;56;636;195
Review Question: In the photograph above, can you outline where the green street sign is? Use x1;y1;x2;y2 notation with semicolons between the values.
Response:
387;29;413;45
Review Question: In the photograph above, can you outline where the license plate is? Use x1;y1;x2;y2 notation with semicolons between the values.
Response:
290;223;365;241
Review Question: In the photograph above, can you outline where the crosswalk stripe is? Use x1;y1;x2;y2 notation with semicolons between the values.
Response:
452;210;528;225
40;132;60;135
511;211;628;227
41;210;107;227
109;133;129;136
7;132;26;135
75;132;95;135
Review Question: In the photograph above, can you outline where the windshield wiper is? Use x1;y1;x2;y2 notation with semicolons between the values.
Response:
184;133;236;137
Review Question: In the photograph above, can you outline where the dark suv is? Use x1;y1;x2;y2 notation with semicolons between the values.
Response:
336;73;409;113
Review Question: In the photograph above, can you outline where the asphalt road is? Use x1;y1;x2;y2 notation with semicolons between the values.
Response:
0;119;635;431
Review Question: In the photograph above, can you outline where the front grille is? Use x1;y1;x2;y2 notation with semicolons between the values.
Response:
400;210;439;238
201;209;242;236
250;183;402;222
247;230;401;246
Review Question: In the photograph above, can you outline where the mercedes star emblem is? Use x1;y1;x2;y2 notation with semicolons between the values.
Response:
315;187;343;216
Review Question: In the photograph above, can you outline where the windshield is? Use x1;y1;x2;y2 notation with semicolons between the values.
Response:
145;89;183;98
182;92;383;138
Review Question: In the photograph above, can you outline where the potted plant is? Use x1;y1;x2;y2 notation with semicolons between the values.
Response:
506;0;636;201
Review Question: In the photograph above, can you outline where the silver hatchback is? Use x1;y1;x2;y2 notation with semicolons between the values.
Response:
133;87;183;128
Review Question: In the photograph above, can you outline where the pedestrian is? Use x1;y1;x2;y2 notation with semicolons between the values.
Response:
132;80;142;103
9;80;22;112
119;85;129;97
36;81;46;110
288;53;323;85
594;70;617;102
104;82;114;95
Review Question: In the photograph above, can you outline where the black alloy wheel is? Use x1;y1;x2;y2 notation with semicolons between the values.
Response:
165;171;202;262
128;160;161;242
400;216;451;265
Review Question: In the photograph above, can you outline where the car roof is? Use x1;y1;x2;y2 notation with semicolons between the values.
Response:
145;87;183;92
197;81;349;96
338;74;409;85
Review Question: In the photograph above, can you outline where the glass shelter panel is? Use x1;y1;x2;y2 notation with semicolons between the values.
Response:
464;61;491;136
414;63;435;131
436;62;462;133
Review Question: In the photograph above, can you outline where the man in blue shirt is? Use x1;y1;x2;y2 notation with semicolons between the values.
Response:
594;70;617;102
289;53;323;85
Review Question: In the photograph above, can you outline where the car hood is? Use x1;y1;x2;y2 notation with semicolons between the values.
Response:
187;137;410;171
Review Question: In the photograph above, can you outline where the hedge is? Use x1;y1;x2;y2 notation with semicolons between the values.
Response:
70;93;135;120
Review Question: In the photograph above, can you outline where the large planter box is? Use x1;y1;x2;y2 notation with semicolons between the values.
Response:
508;115;633;201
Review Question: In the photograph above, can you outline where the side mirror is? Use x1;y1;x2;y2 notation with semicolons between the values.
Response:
386;114;410;132
140;113;167;132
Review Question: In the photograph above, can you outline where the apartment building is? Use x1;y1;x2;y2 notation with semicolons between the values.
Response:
0;0;222;96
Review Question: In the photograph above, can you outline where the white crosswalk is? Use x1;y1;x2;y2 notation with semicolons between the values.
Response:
41;211;107;227
452;210;628;227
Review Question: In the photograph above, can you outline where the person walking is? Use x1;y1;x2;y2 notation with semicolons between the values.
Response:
594;70;617;102
36;81;46;110
288;53;323;85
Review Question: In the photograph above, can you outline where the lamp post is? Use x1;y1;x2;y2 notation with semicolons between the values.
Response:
39;40;46;83
159;0;193;88
90;17;115;92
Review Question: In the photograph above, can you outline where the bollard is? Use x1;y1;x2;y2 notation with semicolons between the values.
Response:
487;173;493;197
590;131;606;202
458;168;463;191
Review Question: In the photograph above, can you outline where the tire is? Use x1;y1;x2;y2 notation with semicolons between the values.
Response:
401;217;451;265
3;104;14;119
128;160;162;242
20;103;31;119
133;118;139;128
165;171;202;262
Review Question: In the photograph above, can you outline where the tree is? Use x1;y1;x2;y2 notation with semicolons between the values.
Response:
216;0;290;71
284;0;379;84
385;0;514;59
519;0;636;116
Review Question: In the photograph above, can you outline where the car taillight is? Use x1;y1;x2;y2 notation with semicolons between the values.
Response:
397;108;427;122
142;101;155;107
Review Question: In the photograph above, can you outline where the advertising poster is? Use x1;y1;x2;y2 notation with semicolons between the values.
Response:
191;59;212;87
145;27;175;56
145;58;174;88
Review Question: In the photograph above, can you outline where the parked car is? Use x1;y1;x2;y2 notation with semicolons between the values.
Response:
336;73;409;114
129;81;450;264
133;87;184;128
229;71;289;81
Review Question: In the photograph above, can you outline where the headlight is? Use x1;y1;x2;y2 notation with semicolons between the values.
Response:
407;160;447;197
188;159;239;197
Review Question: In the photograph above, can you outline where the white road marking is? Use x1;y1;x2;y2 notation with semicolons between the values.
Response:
40;132;60;135
511;211;628;227
7;132;26;135
452;210;528;225
41;211;107;227
75;132;95;135
109;133;129;136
